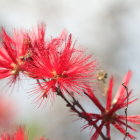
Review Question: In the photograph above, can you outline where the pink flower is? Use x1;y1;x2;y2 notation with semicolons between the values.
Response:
26;31;96;101
0;127;48;140
83;71;140;140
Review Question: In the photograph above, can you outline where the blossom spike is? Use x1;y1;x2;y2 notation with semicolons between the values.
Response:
106;76;113;111
106;123;110;139
85;89;105;112
113;123;135;139
113;70;132;104
118;115;140;124
90;122;104;140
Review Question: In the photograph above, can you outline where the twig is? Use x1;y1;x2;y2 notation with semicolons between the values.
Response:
122;83;129;140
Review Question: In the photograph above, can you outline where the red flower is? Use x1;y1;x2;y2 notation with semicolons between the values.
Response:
0;28;32;85
0;127;27;140
14;127;28;140
83;71;140;140
27;31;96;101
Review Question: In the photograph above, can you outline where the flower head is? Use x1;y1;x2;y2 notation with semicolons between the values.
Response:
26;31;96;102
83;71;140;140
0;28;32;86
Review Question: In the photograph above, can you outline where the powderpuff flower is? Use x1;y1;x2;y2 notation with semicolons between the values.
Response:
82;71;140;140
26;32;96;101
0;127;48;140
0;28;32;86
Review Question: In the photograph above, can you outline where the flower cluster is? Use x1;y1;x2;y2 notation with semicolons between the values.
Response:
0;24;96;99
0;24;140;140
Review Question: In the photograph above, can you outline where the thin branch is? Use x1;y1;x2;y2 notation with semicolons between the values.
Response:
122;83;129;140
